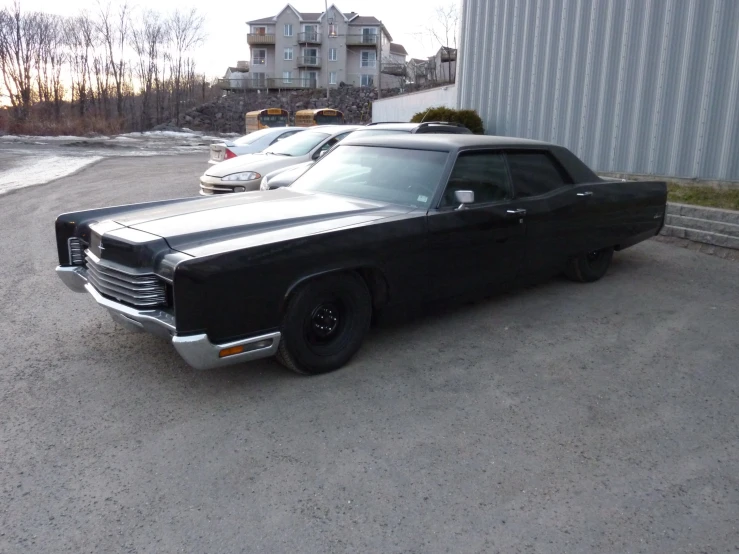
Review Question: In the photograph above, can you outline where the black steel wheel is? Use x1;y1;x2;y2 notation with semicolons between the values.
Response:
565;246;614;283
277;273;372;375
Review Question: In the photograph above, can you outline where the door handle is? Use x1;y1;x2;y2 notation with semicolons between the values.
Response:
576;191;593;197
506;208;527;216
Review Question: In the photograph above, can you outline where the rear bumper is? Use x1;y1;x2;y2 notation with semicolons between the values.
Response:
56;266;280;369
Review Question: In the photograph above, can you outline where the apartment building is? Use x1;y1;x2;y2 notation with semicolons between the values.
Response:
246;3;406;90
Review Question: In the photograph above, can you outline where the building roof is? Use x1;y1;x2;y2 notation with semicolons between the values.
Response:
226;67;249;73
348;15;381;26
390;43;408;56
409;58;427;65
247;4;390;38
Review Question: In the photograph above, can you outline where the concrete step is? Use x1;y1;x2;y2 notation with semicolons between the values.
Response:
667;202;739;225
665;214;739;238
660;224;739;250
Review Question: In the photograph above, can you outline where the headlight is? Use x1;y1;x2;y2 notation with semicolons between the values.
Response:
222;171;261;182
260;176;270;190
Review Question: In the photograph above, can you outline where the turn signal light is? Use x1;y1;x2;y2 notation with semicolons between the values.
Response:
219;345;245;358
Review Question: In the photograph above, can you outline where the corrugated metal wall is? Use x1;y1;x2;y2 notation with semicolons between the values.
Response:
457;0;739;181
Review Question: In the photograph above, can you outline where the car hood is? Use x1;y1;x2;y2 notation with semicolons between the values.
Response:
205;153;305;178
112;188;412;257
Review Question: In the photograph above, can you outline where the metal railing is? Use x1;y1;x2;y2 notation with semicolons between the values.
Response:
297;55;321;67
266;77;318;89
246;33;275;45
346;34;379;46
298;31;321;44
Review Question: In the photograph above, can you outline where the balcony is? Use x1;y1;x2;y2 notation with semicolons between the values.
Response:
298;31;321;44
297;55;321;68
346;34;378;46
381;63;407;77
247;33;275;45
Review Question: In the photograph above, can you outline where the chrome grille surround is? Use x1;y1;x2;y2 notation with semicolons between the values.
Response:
84;251;167;308
68;237;86;265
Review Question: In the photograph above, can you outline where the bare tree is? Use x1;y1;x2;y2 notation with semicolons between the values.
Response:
0;2;40;117
166;8;204;122
65;12;95;116
427;3;458;51
131;9;165;129
97;0;129;119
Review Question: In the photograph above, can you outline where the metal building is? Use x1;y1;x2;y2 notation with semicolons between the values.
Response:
456;0;739;181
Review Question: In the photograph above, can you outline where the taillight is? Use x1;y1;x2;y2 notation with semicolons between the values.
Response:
224;148;237;160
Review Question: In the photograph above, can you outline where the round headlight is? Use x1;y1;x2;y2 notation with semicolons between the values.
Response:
223;171;261;182
233;186;246;193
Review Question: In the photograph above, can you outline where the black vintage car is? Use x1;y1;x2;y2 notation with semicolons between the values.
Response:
55;135;667;375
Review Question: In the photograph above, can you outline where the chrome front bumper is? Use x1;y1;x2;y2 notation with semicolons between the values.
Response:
56;266;281;370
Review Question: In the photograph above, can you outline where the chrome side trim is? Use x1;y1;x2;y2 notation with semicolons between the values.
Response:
172;331;281;370
56;265;88;292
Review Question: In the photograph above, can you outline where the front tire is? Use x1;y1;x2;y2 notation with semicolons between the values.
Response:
565;247;614;283
277;273;372;375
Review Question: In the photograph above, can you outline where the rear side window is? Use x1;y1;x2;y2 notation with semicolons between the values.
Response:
506;151;572;198
440;151;511;207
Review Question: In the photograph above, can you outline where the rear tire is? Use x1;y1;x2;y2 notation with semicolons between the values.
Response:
277;273;372;375
565;247;614;283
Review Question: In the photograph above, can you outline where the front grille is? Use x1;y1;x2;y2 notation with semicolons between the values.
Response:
85;253;167;308
68;237;86;265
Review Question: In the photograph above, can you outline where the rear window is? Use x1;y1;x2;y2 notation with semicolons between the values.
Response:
506;152;572;197
233;128;278;145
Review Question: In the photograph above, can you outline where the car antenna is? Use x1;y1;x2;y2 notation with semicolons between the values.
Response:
419;106;433;123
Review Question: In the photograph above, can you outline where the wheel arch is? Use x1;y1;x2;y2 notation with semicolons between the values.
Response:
280;265;390;315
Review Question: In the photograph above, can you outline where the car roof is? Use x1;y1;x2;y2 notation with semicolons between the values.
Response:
339;134;553;151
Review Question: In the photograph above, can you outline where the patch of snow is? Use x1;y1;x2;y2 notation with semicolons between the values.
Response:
0;155;103;196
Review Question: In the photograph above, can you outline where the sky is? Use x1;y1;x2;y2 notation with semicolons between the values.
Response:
3;0;452;79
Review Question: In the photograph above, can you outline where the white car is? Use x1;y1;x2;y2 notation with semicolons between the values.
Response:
207;127;305;165
199;125;360;195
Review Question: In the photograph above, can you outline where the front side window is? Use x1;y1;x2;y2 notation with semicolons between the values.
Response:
506;151;572;198
329;48;337;61
284;23;293;36
291;145;448;208
361;50;377;68
440;152;511;208
360;74;374;87
329;71;337;85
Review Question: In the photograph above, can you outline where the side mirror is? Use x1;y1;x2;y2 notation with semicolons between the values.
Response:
454;190;474;209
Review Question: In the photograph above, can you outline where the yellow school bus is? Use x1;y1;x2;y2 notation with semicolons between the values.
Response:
245;108;289;133
295;108;345;127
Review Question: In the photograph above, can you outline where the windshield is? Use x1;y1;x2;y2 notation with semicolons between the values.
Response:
265;131;330;156
290;145;448;208
315;114;343;125
233;128;280;146
348;129;411;138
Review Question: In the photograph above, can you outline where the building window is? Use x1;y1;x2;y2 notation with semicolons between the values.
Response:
329;72;337;85
361;27;378;44
253;73;266;87
361;50;377;68
284;47;293;61
328;24;338;37
284;24;293;36
360;74;374;87
252;26;267;35
252;49;266;65
283;71;292;84
329;48;337;62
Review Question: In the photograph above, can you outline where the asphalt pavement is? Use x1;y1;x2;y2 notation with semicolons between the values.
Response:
1;155;738;553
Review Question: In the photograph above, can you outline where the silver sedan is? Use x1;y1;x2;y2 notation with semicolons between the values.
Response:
208;127;305;165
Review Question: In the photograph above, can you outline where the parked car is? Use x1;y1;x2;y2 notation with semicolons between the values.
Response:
55;135;667;375
208;126;304;165
258;122;473;191
200;125;360;194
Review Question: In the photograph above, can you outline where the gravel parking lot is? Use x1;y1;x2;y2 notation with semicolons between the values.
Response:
1;154;738;553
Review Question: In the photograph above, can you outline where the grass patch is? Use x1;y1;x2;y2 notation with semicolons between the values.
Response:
667;183;739;211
